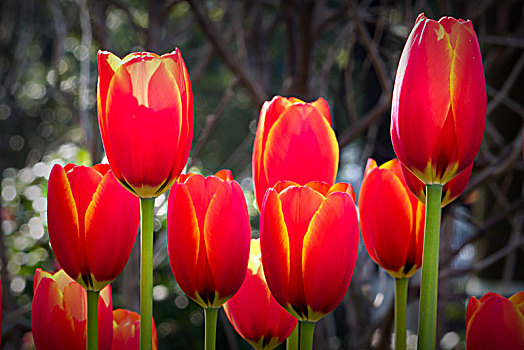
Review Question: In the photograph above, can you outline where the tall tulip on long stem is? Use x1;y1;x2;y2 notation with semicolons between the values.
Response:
97;49;194;350
167;170;250;350
391;14;486;348
47;163;140;350
359;159;425;350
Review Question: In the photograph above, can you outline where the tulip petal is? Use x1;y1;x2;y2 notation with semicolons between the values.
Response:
161;49;194;175
253;97;294;209
260;189;291;311
47;165;83;281
310;97;331;124
302;192;358;319
85;171;140;289
278;186;325;317
448;20;486;172
167;183;201;300
204;181;250;305
224;268;272;343
263;104;338;189
466;296;481;328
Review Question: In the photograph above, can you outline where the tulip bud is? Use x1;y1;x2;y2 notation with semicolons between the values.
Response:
97;50;193;198
167;170;251;308
391;14;486;185
359;159;425;278
260;182;358;321
47;163;140;291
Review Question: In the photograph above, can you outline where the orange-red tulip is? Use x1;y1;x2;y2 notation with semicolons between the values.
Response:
47;163;140;291
111;309;158;350
252;96;339;209
97;49;193;198
466;291;524;350
359;159;425;278
401;161;473;207
167;170;250;308
260;181;358;321
223;239;297;350
31;269;113;350
391;14;486;185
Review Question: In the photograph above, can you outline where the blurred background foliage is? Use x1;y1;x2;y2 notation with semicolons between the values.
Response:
0;0;523;349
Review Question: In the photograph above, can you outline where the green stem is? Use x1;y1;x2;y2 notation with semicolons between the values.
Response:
86;290;99;350
394;277;408;350
286;324;299;350
204;307;218;350
299;321;315;350
140;198;155;350
417;184;442;350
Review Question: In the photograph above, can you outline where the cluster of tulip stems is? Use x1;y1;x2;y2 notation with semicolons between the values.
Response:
27;12;524;350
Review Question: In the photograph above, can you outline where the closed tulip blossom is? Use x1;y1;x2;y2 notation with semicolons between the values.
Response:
31;269;113;350
97;49;193;198
260;181;358;348
98;49;193;349
112;309;158;350
47;163;140;291
224;239;298;350
359;159;425;278
167;170;250;307
466;292;524;350
391;14;486;185
252;96;339;209
400;162;473;208
167;170;250;349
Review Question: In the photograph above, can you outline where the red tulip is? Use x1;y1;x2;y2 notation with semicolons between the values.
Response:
359;159;425;278
252;96;339;210
391;13;486;185
167;170;251;307
260;181;358;321
97;49;193;198
401;161;473;208
223;239;298;350
111;309;158;350
31;269;113;350
47;163;140;291
466;291;524;349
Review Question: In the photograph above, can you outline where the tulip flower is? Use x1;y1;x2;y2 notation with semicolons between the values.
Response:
223;239;298;350
252;96;339;210
167;170;250;350
97;49;193;198
390;13;486;186
98;48;193;350
390;14;486;348
32;268;113;350
466;292;524;350
112;309;158;350
359;158;425;279
401;162;473;208
47;163;140;291
359;158;425;350
260;181;358;349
